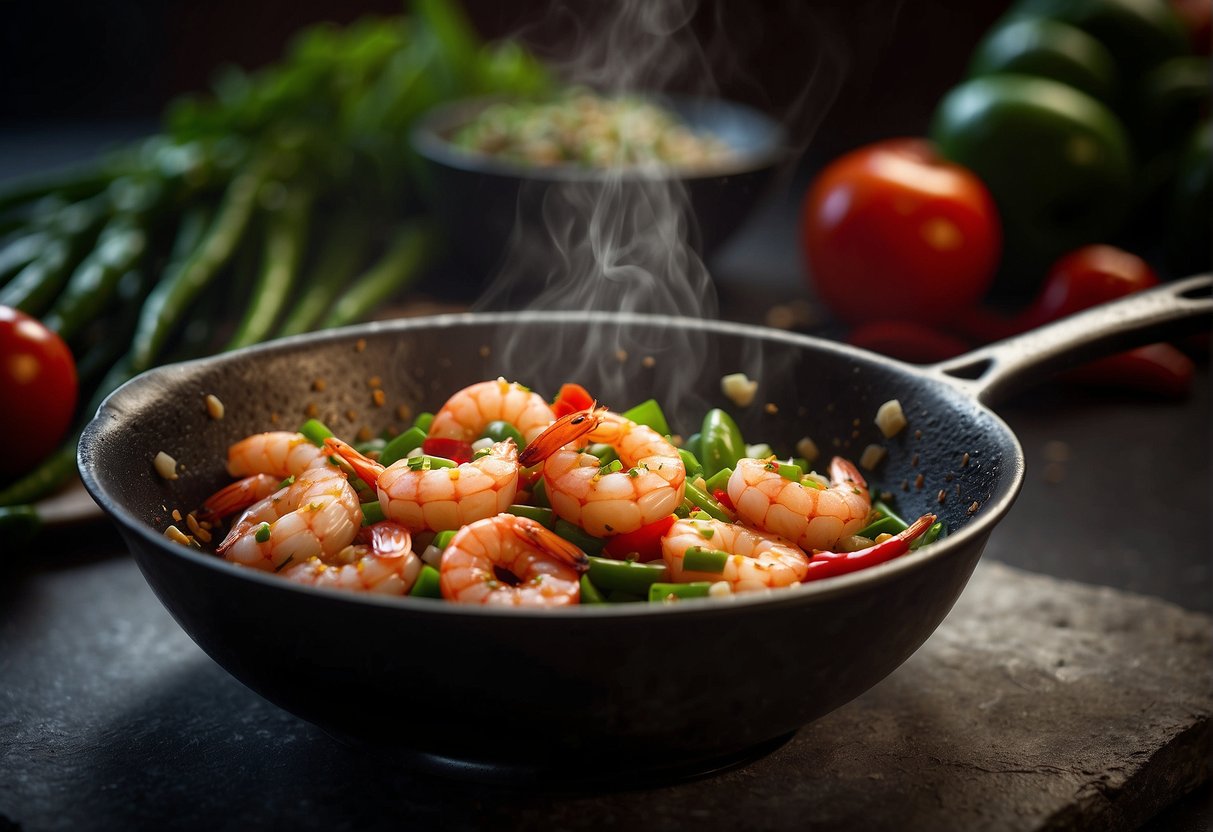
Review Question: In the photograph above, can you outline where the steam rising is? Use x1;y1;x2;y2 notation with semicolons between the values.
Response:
474;0;865;417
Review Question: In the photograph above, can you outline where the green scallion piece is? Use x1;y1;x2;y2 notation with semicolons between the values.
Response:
703;466;733;494
648;582;713;602
621;399;671;436
579;574;607;605
406;455;457;471
873;500;909;530
433;530;457;550
298;418;335;447
508;504;555;527
776;462;803;482
683;547;730;573
553;519;604;555
380;426;427;467
684;480;732;522
599;459;623;475
678;448;703;479
587;555;669;595
254;522;271;543
412;412;434;432
361;500;385;526
409;565;443;599
277;475;296;489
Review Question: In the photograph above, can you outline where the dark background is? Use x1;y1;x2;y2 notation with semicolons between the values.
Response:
1;0;1010;167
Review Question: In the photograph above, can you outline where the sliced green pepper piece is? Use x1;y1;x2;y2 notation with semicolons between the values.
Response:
587;556;669;594
648;582;713;602
678;448;703;480
380;426;427;467
579;574;607;604
700;408;745;478
482;420;526;449
298;418;335;447
507;504;555;528
703;466;733;494
684;480;733;523
413;412;434;432
360;500;386;526
409;565;443;598
433;529;457;550
553;519;604;555
910;520;946;550
622;398;671;436
683;547;730;573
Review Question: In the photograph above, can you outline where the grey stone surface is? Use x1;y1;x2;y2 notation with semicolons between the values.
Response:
2;554;1208;831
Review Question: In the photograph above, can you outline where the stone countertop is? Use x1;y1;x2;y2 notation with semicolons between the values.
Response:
1;127;1210;831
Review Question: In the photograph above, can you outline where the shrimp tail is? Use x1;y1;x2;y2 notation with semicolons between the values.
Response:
829;456;867;491
804;513;937;581
201;474;281;521
324;436;385;490
360;521;413;560
512;516;590;573
518;405;605;467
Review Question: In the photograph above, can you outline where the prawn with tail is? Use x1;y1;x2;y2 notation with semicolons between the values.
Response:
520;405;685;538
215;464;362;573
325;436;520;532
728;456;872;552
440;514;589;607
279;521;422;595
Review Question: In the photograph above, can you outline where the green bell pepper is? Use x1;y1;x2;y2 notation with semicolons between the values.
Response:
699;408;745;478
967;17;1118;103
931;74;1134;297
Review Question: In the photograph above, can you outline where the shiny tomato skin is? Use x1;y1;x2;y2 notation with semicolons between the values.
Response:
801;138;1001;326
0;306;78;476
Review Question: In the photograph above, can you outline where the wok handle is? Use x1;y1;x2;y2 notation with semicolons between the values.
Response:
925;273;1213;408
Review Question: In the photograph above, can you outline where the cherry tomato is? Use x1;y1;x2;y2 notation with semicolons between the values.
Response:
1017;244;1159;329
0;306;78;476
801;138;1001;326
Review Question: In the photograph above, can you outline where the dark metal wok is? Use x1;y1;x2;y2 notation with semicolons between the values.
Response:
77;275;1211;783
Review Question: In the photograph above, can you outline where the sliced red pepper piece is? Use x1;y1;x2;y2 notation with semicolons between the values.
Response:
551;382;595;418
602;514;677;563
712;488;735;511
803;513;936;582
421;437;474;465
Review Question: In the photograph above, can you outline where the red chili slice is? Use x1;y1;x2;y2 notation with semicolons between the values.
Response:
421;437;474;464
603;514;677;562
551;382;595;418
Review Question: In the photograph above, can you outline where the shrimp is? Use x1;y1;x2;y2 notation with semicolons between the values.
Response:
325;436;520;533
225;430;330;479
216;464;361;572
728;456;871;552
428;378;557;445
662;517;810;592
201;473;282;520
439;514;588;607
520;407;686;538
278;521;422;595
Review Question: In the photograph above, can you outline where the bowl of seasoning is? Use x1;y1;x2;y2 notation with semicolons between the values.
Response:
410;89;789;285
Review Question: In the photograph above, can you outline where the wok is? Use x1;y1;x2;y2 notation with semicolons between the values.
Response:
77;275;1211;783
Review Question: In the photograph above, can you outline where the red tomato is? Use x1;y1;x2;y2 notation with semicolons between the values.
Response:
1017;244;1159;329
0;306;78;476
801;138;1001;326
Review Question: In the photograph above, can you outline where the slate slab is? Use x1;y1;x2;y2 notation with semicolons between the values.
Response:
1;557;1208;831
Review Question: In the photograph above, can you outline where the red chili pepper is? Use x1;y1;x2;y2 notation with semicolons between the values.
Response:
421;437;474;464
803;513;935;582
712;489;735;511
1061;343;1195;398
602;514;677;563
551;382;595;418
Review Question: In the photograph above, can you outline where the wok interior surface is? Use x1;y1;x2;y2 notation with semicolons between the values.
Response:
79;312;1021;779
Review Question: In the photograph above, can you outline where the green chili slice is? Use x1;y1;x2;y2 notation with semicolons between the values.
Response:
682;547;730;573
587;555;668;594
648;582;713;602
298;418;335;447
380;426;427;467
409;565;443;599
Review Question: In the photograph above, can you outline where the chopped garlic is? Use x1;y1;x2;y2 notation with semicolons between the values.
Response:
859;443;887;471
721;373;758;407
874;399;907;438
204;394;225;420
154;451;179;480
795;437;820;466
